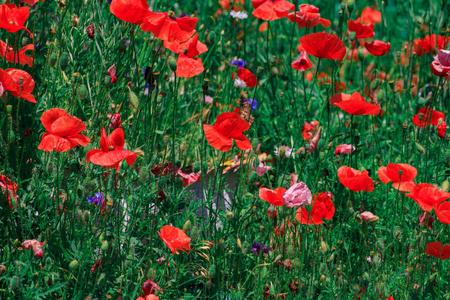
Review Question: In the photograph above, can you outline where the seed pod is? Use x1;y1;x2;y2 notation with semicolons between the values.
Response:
168;56;177;72
49;53;58;68
101;241;109;252
183;220;192;233
319;262;326;274
287;245;294;258
190;226;199;241
59;52;69;71
139;167;148;182
78;84;88;100
69;260;79;272
347;0;355;13
209;265;216;278
83;210;91;223
320;241;328;253
226;211;234;220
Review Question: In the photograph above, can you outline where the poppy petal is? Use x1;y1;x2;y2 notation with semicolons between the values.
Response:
299;32;346;60
176;55;204;78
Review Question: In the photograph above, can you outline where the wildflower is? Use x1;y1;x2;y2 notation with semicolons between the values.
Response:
164;34;208;78
301;121;319;140
365;40;391;56
141;11;198;43
252;242;270;254
142;280;163;295
86;22;94;39
107;113;122;129
86;192;104;206
337;166;374;192
348;18;374;39
234;78;247;88
274;145;294;158
335;144;355;156
435;201;450;223
256;161;271;176
177;169;201;187
86;127;137;169
378;163;417;192
431;50;450;78
220;0;245;11
231;59;245;68
241;98;257;110
360;7;381;24
259;187;287;206
3;68;36;103
158;225;191;255
360;211;379;222
109;0;151;25
291;51;312;71
298;32;346;60
412;107;445;127
38;108;90;152
205;95;213;104
230;10;248;19
107;64;117;84
419;211;434;230
296;192;335;225
406;183;450;212
0;4;33;37
0;175;18;210
414;34;449;57
267;206;277;218
0;40;34;67
331;91;380;116
425;242;450;260
251;0;295;21
438;121;447;138
287;4;330;29
203;108;251;152
22;239;43;258
283;182;312;208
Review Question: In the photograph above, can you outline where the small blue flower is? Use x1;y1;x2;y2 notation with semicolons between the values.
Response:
241;98;258;111
231;59;245;68
87;192;104;206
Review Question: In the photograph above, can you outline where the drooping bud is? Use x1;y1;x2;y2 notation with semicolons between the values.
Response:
78;84;88;100
168;56;177;72
59;52;69;71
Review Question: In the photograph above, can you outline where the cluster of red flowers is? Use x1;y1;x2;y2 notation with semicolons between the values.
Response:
110;0;207;78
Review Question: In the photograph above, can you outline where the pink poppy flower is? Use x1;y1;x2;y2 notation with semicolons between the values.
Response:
283;182;312;208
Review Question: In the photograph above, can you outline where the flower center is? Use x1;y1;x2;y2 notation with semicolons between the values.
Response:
108;145;114;151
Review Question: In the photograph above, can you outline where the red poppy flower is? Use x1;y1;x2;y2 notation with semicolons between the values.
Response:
164;33;208;55
412;107;445;128
364;40;391;56
259;187;287;206
251;0;295;21
141;12;198;43
287;4;330;29
23;0;45;5
142;280;163;295
158;225;191;255
337;166;374;192
4;68;36;103
435;201;450;224
236;68;257;87
438;121;447;138
0;175;18;210
109;0;151;25
0;40;34;67
0;4;32;37
177;169;201;187
360;7;381;24
0;68;19;95
348;18;374;39
331;92;380;116
406;183;450;212
86;127;137;169
378;163;417;192
425;242;450;260
291;51;312;71
414;34;450;57
301;120;319;140
137;295;159;300
203;108;251;152
298;32;346;60
38;108;90;153
296;192;335;225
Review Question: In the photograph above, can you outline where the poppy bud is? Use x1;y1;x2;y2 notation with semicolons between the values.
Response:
49;53;58;68
320;241;328;253
269;283;276;295
190;226;199;241
78;84;88;100
249;171;258;183
260;266;268;279
292;258;300;269
349;31;357;41
168;56;177;72
415;142;426;154
69;260;79;272
59;52;69;71
267;206;276;219
9;130;15;141
357;48;365;61
101;240;109;252
98;233;105;243
347;0;354;13
183;220;191;233
83;210;90;223
147;268;156;280
104;76;111;87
